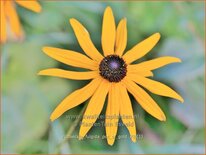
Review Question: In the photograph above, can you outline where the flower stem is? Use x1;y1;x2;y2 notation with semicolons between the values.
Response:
56;104;87;152
65;104;87;139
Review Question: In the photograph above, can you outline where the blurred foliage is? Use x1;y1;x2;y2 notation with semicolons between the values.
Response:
1;1;205;154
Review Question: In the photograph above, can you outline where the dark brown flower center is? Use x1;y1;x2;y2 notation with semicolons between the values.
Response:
99;55;127;82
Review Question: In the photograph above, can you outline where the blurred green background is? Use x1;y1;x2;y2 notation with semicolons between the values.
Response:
1;1;205;154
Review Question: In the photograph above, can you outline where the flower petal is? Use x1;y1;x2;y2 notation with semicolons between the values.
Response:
127;67;153;77
0;1;7;43
50;77;102;121
70;18;103;62
38;68;99;80
123;33;160;64
15;0;41;13
119;83;136;142
42;47;98;70
123;78;166;121
115;18;127;56
5;1;23;37
128;56;181;71
79;80;110;139
102;6;116;56
128;75;184;102
105;83;119;145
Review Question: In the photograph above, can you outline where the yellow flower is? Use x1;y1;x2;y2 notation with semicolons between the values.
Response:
39;7;184;145
0;0;41;43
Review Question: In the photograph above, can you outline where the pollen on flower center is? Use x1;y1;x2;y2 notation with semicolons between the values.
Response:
99;55;127;82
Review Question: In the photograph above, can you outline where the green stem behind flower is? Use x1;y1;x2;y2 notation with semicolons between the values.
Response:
56;104;87;153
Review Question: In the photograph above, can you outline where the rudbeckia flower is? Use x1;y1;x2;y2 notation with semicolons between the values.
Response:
39;7;184;145
0;0;41;43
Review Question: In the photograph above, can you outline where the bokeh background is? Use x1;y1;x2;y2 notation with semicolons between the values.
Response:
1;1;205;154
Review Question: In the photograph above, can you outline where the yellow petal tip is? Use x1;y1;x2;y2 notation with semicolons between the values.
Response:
122;18;127;26
69;18;76;24
79;129;87;140
175;93;184;103
78;135;84;140
105;6;112;11
50;113;58;122
151;32;161;41
107;139;115;146
161;115;166;121
172;57;182;63
131;136;137;142
37;70;49;76
179;97;184;103
156;32;161;36
177;58;182;63
50;117;55;122
104;6;114;17
36;6;42;13
37;71;42;75
42;47;50;54
123;17;127;22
